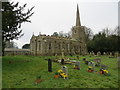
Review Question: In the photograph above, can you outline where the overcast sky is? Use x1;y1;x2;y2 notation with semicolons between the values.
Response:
9;0;118;48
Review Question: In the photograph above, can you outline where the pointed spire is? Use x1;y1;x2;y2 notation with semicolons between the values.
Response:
39;32;41;36
33;32;34;36
76;4;81;26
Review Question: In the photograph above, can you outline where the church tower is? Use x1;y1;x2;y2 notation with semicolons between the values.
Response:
72;4;87;54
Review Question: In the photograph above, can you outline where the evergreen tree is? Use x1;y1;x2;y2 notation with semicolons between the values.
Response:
22;44;30;49
2;2;34;56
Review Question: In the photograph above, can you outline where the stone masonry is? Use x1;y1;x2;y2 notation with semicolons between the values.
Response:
30;4;87;56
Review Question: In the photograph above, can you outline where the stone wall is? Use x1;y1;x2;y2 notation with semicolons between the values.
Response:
4;48;30;56
30;34;87;56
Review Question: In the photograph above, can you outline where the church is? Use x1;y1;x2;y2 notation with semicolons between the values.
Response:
30;5;87;56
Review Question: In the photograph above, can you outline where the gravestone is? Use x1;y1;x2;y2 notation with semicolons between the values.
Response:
115;52;119;57
76;61;80;67
97;51;101;56
61;66;68;75
74;61;80;70
100;64;108;70
106;52;109;55
110;52;112;56
48;59;52;72
89;52;92;55
103;52;106;55
93;58;101;66
92;51;95;56
61;59;64;65
88;61;95;70
83;58;89;65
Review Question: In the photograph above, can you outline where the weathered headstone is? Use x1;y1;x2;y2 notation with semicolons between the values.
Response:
48;59;52;72
110;52;112;56
88;61;95;70
97;51;101;56
106;52;109;55
61;66;68;75
74;61;80;70
89;52;92;55
83;58;89;65
103;52;106;55
76;61;80;67
93;58;101;66
100;64;108;70
92;51;95;56
115;52;119;57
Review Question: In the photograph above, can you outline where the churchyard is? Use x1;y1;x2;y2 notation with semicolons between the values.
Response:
2;55;119;88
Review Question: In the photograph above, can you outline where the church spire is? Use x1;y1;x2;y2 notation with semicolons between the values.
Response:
76;4;81;26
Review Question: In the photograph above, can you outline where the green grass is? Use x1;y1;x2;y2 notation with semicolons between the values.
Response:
2;55;119;88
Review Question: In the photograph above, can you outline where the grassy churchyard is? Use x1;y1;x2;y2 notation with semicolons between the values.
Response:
2;55;119;88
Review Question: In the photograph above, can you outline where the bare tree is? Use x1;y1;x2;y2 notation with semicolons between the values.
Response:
84;26;94;41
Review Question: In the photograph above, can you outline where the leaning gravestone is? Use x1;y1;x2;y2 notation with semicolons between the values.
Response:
48;59;52;72
61;66;68;76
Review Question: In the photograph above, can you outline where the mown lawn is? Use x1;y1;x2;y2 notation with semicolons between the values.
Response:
2;55;119;88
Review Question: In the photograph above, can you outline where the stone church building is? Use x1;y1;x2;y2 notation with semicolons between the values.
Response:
30;5;87;56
